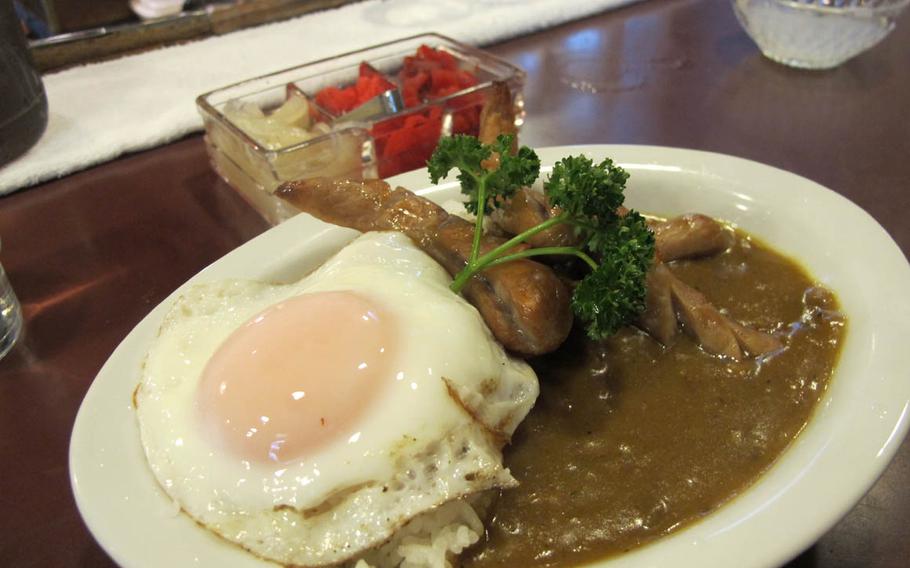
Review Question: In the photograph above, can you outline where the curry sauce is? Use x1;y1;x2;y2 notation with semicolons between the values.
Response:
465;231;845;567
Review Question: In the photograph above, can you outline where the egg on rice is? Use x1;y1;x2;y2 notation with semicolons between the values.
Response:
135;231;538;567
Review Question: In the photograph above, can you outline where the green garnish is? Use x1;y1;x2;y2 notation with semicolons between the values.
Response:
427;134;540;270
428;134;655;339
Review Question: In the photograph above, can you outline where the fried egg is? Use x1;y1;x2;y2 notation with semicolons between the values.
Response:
135;231;538;566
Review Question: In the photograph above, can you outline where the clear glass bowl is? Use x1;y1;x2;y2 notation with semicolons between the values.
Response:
733;0;910;69
196;33;525;225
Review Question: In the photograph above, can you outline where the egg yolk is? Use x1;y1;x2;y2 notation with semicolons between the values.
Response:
196;291;395;463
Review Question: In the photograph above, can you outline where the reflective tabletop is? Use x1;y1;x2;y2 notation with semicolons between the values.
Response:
1;0;908;565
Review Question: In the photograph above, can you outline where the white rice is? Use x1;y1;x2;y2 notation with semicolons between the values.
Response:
331;206;513;567
348;497;488;568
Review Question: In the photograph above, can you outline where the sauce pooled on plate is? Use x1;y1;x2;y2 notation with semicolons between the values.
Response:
466;228;845;567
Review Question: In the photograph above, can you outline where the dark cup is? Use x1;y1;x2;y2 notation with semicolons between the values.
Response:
0;0;48;167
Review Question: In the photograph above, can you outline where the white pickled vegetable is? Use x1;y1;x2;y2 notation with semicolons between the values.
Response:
224;93;325;150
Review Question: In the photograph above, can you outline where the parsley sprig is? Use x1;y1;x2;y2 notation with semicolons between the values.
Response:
427;134;540;269
428;134;655;339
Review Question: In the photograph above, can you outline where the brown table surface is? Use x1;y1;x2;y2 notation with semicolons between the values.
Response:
2;0;909;566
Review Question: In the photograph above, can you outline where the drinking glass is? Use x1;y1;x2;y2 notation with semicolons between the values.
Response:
0;239;22;360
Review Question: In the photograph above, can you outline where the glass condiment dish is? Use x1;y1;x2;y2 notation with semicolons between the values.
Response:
733;0;910;69
196;33;525;225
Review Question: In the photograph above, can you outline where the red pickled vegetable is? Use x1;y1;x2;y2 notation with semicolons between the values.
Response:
308;45;486;178
373;107;443;178
398;45;479;108
314;65;395;116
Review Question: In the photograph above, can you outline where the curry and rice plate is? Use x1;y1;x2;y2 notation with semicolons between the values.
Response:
134;139;845;567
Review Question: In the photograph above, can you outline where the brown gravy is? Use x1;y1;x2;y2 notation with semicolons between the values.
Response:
465;230;846;567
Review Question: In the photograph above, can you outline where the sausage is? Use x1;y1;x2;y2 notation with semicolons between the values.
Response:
494;188;733;262
651;213;734;262
493;188;778;359
276;178;573;356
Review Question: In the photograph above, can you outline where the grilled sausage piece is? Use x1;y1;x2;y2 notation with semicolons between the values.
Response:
478;82;518;148
493;187;778;359
644;262;783;360
651;213;734;262
495;188;733;262
492;187;579;250
276;178;573;356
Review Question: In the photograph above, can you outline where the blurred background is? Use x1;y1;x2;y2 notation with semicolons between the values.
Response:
15;0;362;71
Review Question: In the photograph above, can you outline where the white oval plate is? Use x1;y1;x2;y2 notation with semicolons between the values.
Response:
70;146;910;568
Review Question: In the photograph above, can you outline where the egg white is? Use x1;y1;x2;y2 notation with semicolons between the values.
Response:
135;231;538;566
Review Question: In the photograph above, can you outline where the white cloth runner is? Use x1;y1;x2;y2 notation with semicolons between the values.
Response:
0;0;642;195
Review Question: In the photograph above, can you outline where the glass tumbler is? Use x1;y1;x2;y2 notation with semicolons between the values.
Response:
0;239;23;359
